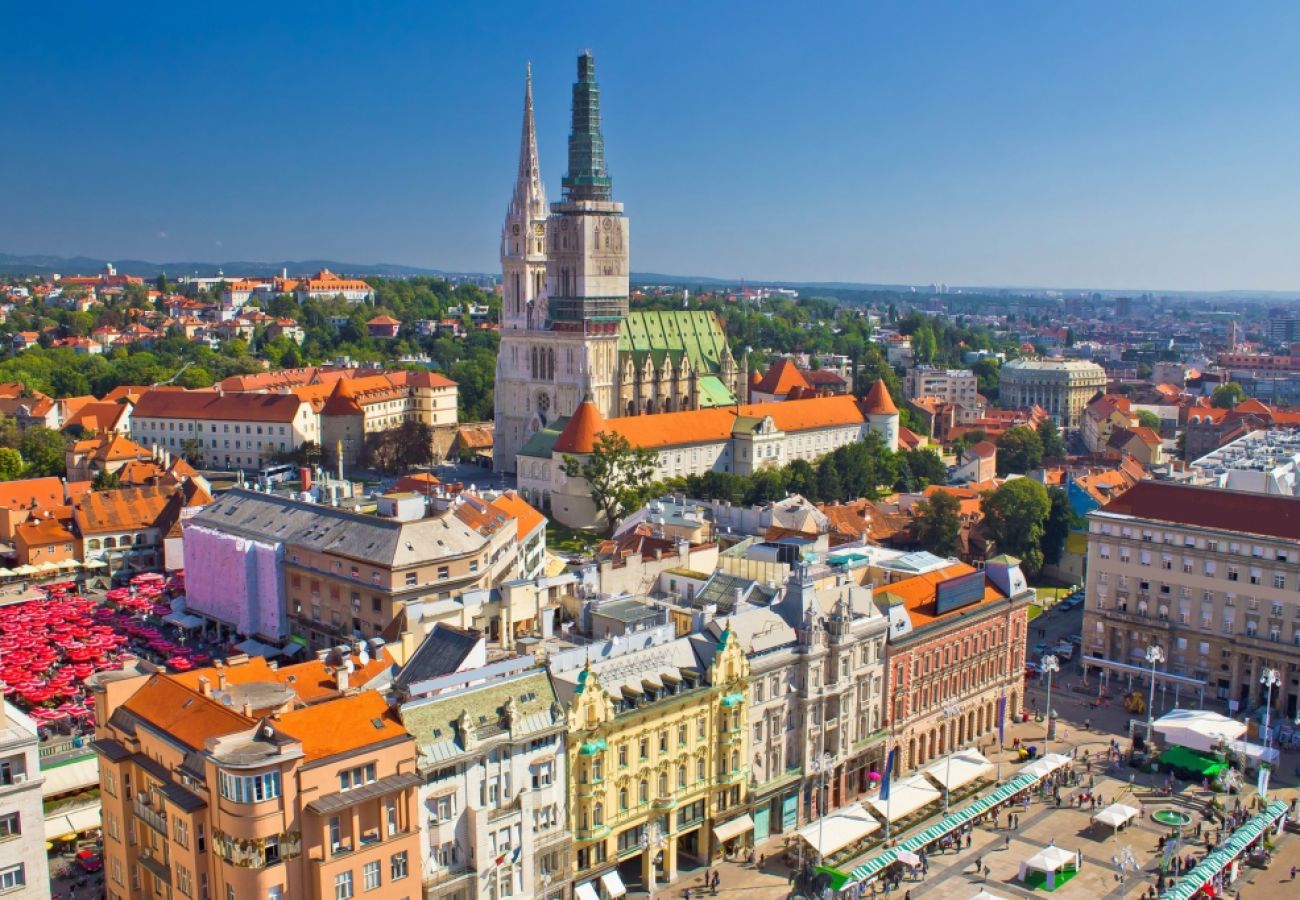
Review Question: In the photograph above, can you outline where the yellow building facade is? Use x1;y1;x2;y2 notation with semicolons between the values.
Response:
559;630;752;898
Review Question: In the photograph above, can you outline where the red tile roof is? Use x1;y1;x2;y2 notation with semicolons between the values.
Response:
861;379;899;415
554;399;606;454
0;477;64;511
753;358;811;396
134;389;307;423
276;690;409;762
488;490;546;540
1101;481;1300;541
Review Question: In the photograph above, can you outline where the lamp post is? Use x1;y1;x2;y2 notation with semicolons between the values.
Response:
639;819;664;895
940;702;962;814
1144;645;1165;746
809;752;835;866
1040;654;1059;754
1112;845;1137;888
1259;668;1280;800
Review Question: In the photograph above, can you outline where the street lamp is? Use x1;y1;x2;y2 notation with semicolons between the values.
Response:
1259;668;1280;800
639;819;664;895
940;702;962;814
1144;645;1165;746
1112;845;1137;888
1040;654;1059;754
809;752;835;865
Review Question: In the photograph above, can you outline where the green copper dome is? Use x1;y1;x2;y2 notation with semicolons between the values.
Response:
562;51;613;202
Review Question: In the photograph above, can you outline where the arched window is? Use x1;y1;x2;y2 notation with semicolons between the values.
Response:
658;773;667;797
732;751;739;772
592;802;603;827
697;758;705;781
104;537;117;549
619;788;628;810
678;765;686;788
88;539;101;551
638;779;648;803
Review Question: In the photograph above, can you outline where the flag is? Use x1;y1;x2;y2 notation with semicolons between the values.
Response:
997;696;1007;746
511;846;521;864
880;749;897;802
494;853;507;867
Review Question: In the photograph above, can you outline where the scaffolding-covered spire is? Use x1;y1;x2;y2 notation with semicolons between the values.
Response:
562;51;613;202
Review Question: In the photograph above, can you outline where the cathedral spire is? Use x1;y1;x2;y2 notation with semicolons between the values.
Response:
562;51;613;202
510;62;546;220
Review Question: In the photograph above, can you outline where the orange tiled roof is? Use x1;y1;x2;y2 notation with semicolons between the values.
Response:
15;516;74;545
884;562;1010;627
753;358;812;396
554;398;606;454
489;490;546;539
168;649;394;706
861;379;899;415
123;675;254;750
276;690;409;762
392;473;440;493
134;389;307;423
0;477;65;511
73;484;177;535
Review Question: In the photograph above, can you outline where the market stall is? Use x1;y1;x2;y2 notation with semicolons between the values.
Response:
1091;803;1139;835
923;748;995;793
865;775;942;823
795;802;881;861
1018;846;1079;890
1152;709;1246;752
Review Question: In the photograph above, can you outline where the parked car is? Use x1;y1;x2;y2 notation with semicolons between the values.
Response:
1032;642;1051;656
1053;641;1074;660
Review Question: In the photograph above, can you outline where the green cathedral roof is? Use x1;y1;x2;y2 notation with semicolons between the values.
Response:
618;310;732;373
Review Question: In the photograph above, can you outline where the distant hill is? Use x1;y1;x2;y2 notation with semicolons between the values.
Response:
0;253;485;280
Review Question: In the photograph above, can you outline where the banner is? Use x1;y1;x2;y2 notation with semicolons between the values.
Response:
881;749;897;802
1256;764;1270;801
997;696;1007;746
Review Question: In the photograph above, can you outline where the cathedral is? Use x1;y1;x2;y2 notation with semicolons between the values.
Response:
493;53;747;473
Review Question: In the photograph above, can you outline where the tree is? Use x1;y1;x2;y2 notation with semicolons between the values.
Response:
972;358;1001;400
996;425;1044;475
816;457;843;502
982;478;1051;573
19;427;69;477
0;448;22;481
92;469;122;491
903;448;947;488
915;491;961;558
561;431;659;533
1211;382;1245;409
361;421;435;474
1136;410;1161;431
1036;419;1065;459
1041;486;1075;567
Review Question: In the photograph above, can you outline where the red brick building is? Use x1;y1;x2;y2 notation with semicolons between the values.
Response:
880;556;1034;774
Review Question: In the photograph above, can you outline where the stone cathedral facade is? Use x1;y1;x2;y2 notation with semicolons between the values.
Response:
494;53;746;473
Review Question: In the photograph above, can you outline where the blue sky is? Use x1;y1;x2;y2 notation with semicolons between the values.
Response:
3;1;1299;290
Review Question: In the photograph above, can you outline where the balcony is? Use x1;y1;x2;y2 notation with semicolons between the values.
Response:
652;794;674;810
133;797;169;837
487;794;521;822
423;863;474;889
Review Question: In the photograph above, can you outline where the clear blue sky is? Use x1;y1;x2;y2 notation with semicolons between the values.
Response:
4;1;1299;291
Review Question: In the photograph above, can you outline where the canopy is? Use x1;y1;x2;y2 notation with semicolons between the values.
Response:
574;883;600;900
866;775;941;822
1225;738;1280;768
13;565;37;576
1019;845;1078;888
600;870;627;899
713;813;754;844
1092;803;1139;830
163;611;205;630
1153;709;1247;753
57;559;81;570
969;892;1011;900
1159;801;1288;900
1021;752;1072;780
923;748;995;792
44;806;101;840
796;803;880;856
1158;745;1227;777
82;559;108;569
41;757;100;798
233;638;282;659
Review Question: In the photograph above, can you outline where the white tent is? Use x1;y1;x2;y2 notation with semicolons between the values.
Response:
1021;752;1072;781
969;892;1011;900
795;803;880;857
1153;709;1247;753
1225;739;1281;768
923;748;995;792
866;775;941;822
1018;845;1078;889
1091;803;1139;832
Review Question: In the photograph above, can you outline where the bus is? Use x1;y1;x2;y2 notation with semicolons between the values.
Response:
259;464;296;485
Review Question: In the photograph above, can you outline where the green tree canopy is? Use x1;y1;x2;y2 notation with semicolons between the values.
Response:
19;427;69;477
1136;410;1161;431
0;448;23;481
561;431;659;534
914;490;961;558
996;425;1044;475
982;478;1051;573
1041;486;1076;567
1036;419;1065;459
1211;382;1245;409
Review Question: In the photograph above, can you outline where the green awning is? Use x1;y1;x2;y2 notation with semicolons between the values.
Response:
849;849;897;883
578;737;608;756
1158;745;1226;776
816;866;851;892
1159;801;1287;900
721;691;745;708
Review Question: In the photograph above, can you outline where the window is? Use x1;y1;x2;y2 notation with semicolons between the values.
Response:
363;861;381;891
0;812;17;838
267;887;281;900
1;864;27;891
218;770;281;803
618;744;628;767
334;871;354;900
339;763;377;792
437;566;450;579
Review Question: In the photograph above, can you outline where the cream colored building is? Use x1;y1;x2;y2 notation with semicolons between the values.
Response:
130;390;320;470
0;702;50;900
550;630;752;898
998;359;1107;429
904;365;979;407
1083;481;1300;719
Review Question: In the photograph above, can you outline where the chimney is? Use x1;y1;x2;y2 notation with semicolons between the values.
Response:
336;665;349;692
400;630;414;662
216;670;228;690
242;700;254;718
197;675;212;697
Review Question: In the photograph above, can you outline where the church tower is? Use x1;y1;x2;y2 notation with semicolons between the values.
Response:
501;64;548;332
495;65;553;472
543;51;630;421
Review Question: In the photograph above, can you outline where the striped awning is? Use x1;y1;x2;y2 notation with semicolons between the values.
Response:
1158;801;1288;900
847;771;1047;885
